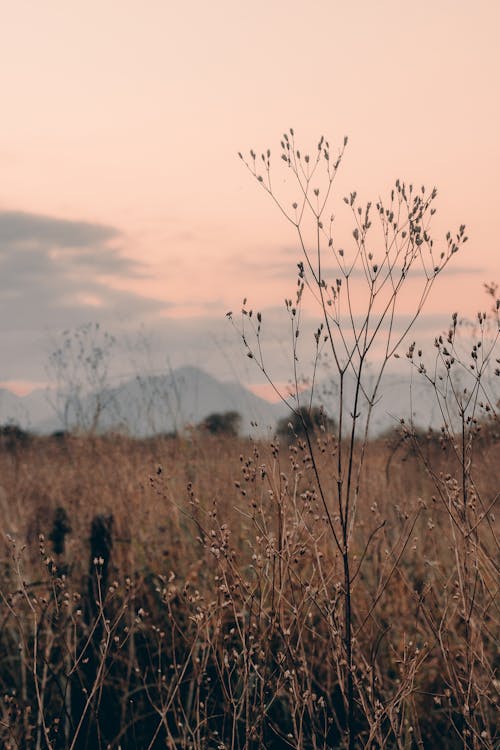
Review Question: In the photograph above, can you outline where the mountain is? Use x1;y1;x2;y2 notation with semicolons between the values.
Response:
89;365;288;436
0;387;53;430
307;371;445;437
2;365;489;438
27;366;286;437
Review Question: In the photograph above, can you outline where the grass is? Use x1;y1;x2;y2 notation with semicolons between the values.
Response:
0;427;497;749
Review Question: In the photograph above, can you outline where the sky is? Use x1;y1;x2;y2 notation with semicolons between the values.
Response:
0;0;498;397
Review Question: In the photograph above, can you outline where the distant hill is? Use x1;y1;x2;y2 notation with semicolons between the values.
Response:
0;387;53;431
2;365;493;438
67;365;286;437
0;367;286;437
306;371;446;437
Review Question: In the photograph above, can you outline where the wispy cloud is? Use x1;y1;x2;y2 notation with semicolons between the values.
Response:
0;210;169;381
227;244;483;283
0;210;165;333
0;210;118;247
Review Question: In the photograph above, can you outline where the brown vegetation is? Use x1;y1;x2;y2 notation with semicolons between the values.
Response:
0;427;497;749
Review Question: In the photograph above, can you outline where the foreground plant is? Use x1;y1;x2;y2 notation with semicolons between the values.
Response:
403;286;499;748
234;129;472;747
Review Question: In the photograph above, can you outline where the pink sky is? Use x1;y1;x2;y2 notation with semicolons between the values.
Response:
0;0;498;391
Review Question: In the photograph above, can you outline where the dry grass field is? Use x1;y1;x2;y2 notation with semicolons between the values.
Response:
0;425;498;749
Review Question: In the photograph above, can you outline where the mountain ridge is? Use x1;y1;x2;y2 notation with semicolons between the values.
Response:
0;366;286;437
0;365;482;437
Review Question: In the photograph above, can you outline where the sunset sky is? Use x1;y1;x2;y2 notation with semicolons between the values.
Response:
0;0;498;396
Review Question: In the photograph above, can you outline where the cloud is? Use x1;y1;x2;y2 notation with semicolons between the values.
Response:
0;210;170;381
0;209;165;333
0;209;146;274
0;210;118;247
0;210;489;389
227;244;483;283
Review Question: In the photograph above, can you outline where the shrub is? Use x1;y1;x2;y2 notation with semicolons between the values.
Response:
200;410;241;436
276;404;336;441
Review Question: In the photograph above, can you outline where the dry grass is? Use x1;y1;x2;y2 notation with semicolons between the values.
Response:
0;427;497;749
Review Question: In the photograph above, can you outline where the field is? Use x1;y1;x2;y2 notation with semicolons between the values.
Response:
0;425;498;749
